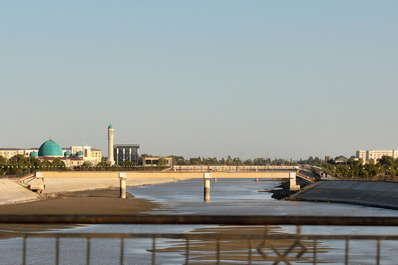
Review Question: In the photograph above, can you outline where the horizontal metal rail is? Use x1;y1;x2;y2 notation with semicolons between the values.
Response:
2;232;398;241
0;214;398;226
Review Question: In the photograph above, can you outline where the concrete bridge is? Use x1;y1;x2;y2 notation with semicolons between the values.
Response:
20;167;304;197
172;165;299;172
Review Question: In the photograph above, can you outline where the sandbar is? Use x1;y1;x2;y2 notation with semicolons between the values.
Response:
0;189;161;215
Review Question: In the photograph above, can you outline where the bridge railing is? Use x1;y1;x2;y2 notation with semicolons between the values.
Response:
1;215;397;265
172;165;299;172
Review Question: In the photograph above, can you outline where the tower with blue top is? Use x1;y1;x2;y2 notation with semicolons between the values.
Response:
108;124;115;165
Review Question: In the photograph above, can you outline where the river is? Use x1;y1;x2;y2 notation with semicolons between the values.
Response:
1;179;398;264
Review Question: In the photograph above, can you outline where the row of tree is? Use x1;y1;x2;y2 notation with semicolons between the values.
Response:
319;156;398;180
167;155;297;166
0;155;170;175
0;155;66;175
3;153;398;180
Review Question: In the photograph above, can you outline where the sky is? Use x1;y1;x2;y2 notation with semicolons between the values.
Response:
1;1;398;160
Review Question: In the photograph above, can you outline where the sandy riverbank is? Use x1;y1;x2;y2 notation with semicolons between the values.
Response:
0;175;187;206
0;189;161;215
0;174;189;214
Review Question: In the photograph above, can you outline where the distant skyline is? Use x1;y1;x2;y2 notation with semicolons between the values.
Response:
1;1;398;160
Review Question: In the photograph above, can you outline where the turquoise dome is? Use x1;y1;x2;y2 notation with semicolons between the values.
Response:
108;124;114;129
76;151;84;157
38;139;63;157
64;150;72;157
30;151;38;157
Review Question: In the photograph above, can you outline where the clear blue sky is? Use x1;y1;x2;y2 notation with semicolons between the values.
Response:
1;1;398;160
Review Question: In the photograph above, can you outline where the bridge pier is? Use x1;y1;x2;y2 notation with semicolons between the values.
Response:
289;172;300;191
119;172;127;199
204;173;211;202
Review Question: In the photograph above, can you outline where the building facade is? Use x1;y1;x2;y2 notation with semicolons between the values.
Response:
114;144;140;165
0;139;102;167
0;148;35;159
142;156;173;167
70;145;102;165
356;149;398;163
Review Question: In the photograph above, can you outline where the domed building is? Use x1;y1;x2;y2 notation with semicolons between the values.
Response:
35;139;90;168
38;139;63;158
0;133;102;169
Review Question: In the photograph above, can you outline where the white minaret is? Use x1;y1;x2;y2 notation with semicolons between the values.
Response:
108;124;115;165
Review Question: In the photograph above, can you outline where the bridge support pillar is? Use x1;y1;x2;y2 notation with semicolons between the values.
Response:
204;173;211;202
289;172;300;191
119;172;127;199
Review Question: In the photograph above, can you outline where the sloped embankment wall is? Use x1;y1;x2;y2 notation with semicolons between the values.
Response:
292;181;398;210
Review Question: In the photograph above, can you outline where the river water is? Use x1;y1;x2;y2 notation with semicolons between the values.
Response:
1;179;398;264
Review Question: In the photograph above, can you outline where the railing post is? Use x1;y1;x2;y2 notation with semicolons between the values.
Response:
119;172;127;199
204;172;211;202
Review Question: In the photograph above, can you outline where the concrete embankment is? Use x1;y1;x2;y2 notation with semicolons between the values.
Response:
40;171;196;194
0;179;40;205
291;180;398;210
0;172;193;205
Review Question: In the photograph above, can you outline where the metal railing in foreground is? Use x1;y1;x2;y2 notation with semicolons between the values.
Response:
1;215;398;265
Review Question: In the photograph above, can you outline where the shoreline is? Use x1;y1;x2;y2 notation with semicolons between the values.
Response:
289;180;398;211
0;189;162;215
0;176;187;206
0;176;184;214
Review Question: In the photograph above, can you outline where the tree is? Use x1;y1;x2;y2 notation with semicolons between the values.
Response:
0;156;6;175
157;158;167;166
226;156;233;165
232;157;242;165
52;159;66;169
119;160;136;167
82;161;93;167
8;155;29;174
172;156;186;165
379;156;394;168
244;159;253;165
189;157;201;165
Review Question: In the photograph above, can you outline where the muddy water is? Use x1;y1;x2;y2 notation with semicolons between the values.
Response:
130;179;398;264
1;179;398;264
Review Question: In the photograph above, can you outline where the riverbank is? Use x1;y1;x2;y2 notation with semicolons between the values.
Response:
290;180;398;210
0;175;187;206
0;189;161;215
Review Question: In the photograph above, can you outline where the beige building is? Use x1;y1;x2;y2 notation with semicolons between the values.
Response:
356;149;398;163
69;145;102;165
0;148;39;159
62;158;85;168
142;157;173;167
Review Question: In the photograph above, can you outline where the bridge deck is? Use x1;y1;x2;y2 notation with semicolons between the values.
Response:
40;171;293;179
